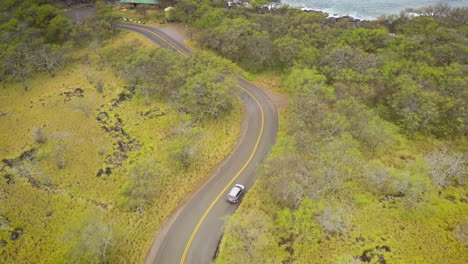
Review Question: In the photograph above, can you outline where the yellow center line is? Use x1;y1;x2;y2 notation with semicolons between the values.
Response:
179;84;264;264
120;24;185;55
120;24;266;264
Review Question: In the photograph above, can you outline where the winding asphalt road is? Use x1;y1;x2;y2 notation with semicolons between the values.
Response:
119;23;277;264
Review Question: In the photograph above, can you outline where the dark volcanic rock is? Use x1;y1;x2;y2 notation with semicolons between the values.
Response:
62;88;84;101
2;148;38;168
10;228;23;241
3;174;14;184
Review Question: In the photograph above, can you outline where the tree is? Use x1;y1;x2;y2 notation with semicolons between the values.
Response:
31;44;65;77
332;68;380;102
245;32;275;70
207;18;253;62
265;154;310;208
185;50;237;76
119;161;167;212
425;147;467;188
66;210;115;264
167;123;202;170
33;4;60;29
120;49;185;98
193;7;225;29
3;42;35;91
388;75;441;135
338;27;389;53
45;13;72;43
274;36;306;68
94;3;121;39
275;199;323;262
337;99;397;152
173;0;202;24
362;160;408;196
177;68;235;120
217;209;287;264
309;134;362;197
295;46;320;68
284;67;334;98
250;0;281;9
320;46;378;79
289;86;331;153
316;206;346;234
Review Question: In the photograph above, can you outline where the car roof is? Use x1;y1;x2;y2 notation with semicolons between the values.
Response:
228;186;242;196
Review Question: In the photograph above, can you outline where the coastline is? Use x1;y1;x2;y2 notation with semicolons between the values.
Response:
282;0;468;21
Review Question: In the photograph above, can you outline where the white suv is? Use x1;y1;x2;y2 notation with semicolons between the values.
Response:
226;184;245;204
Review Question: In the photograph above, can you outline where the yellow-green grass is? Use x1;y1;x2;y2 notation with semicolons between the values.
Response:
315;195;467;264
0;29;242;263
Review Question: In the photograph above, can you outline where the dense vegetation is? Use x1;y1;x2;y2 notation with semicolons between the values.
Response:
176;1;468;138
0;1;243;263
1;0;466;263
0;0;122;89
166;2;468;263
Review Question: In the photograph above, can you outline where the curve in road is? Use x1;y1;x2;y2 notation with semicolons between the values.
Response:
119;23;277;264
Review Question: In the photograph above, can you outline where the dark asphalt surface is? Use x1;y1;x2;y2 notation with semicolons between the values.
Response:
119;23;277;264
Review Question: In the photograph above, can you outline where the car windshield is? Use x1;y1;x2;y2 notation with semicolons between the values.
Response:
228;187;241;197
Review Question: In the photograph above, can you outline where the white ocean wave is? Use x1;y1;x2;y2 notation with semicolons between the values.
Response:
285;0;467;20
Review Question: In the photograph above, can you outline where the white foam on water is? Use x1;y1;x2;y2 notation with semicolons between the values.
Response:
284;0;467;20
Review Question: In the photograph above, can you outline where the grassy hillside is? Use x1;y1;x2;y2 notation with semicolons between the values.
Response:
0;30;243;263
164;2;468;263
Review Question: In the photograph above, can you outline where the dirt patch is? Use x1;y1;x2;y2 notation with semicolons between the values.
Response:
158;24;190;46
252;81;289;112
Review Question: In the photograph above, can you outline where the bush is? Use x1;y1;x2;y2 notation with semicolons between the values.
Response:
32;127;47;144
454;220;468;247
316;207;346;234
119;161;166;212
54;143;67;170
425;147;467;188
65;210;115;263
167;123;202;170
94;79;104;93
362;160;408;196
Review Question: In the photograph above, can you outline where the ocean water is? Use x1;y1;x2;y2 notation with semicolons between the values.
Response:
282;0;468;20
